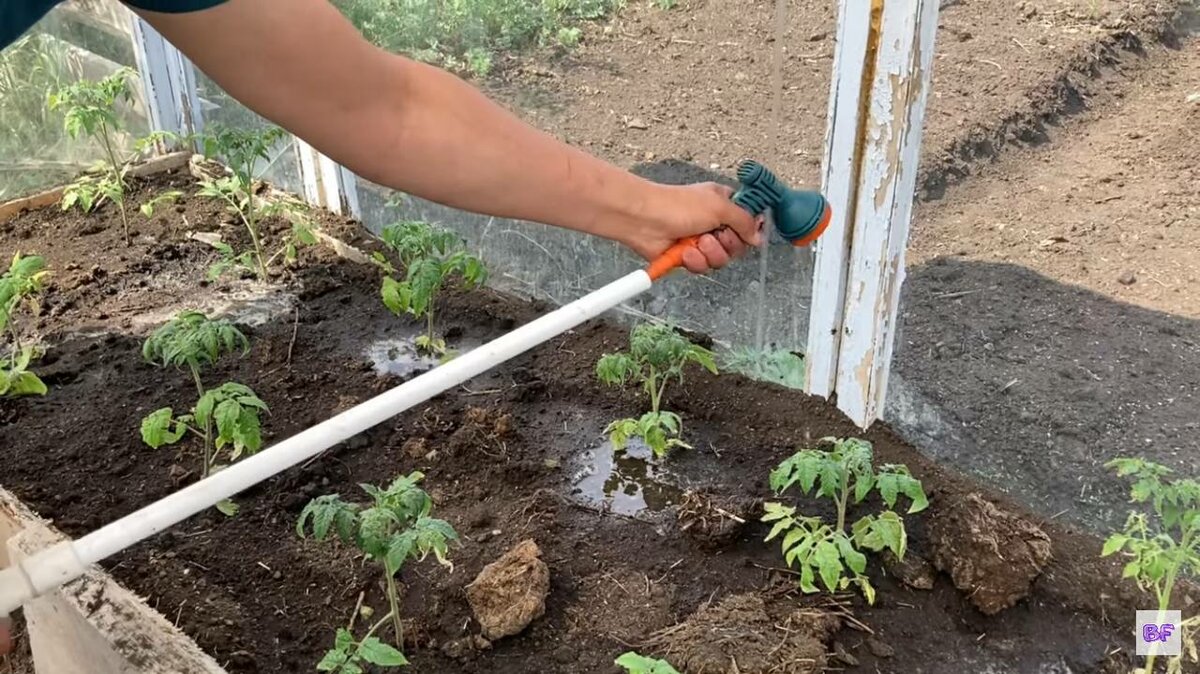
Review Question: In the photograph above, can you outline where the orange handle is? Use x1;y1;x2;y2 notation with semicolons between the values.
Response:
646;236;701;281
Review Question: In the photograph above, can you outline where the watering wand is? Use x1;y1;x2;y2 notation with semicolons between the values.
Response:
0;160;829;617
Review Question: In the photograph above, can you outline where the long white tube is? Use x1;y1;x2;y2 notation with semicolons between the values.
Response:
0;270;653;615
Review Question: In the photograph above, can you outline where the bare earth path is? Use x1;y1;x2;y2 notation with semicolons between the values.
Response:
895;22;1200;532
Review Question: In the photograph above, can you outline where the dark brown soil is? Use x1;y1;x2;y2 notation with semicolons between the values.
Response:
0;169;1166;673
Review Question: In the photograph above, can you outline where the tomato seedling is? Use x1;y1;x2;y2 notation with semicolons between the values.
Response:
49;69;137;243
762;437;927;604
195;125;316;281
298;472;458;669
615;651;681;674
139;190;183;218
595;322;716;458
0;253;49;397
375;221;486;356
1103;458;1200;673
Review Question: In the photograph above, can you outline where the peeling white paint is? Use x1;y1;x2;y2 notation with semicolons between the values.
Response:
808;0;941;429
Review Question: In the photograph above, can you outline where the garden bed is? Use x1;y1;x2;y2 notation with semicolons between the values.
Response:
0;168;1166;673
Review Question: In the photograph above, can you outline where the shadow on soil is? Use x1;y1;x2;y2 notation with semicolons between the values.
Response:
891;257;1200;535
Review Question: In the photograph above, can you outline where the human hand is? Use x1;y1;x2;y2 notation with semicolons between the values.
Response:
0;615;12;656
619;181;763;274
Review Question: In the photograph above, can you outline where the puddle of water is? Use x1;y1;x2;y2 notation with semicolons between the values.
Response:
365;338;443;378
570;439;684;516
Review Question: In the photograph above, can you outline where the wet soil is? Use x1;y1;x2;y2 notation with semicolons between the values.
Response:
0;170;1169;673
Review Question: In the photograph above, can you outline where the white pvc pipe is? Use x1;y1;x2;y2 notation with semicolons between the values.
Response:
0;270;653;615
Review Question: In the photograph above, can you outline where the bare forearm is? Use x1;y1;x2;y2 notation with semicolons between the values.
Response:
141;0;757;271
346;58;652;243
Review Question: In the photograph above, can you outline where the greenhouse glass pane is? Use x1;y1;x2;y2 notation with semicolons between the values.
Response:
0;0;147;200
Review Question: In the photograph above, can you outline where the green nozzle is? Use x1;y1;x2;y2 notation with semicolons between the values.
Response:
732;160;830;247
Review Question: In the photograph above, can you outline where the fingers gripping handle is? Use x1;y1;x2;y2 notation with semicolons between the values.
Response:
646;236;701;280
645;160;832;280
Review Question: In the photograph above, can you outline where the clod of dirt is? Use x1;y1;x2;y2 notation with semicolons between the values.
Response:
882;550;936;590
928;493;1052;615
465;539;550;640
832;642;858;667
440;635;492;661
402;437;429;458
676;490;754;550
1118;270;1138;285
648;593;838;674
448;406;515;457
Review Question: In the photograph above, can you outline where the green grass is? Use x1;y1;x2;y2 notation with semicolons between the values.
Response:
333;0;626;77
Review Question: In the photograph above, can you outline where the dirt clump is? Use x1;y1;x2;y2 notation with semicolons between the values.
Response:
676;490;754;550
648;593;838;674
465;539;550;640
928;493;1052;614
448;406;515;457
882;550;936;591
568;567;675;643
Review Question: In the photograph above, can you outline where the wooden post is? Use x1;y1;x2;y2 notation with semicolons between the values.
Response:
294;138;361;218
130;16;202;148
806;0;940;428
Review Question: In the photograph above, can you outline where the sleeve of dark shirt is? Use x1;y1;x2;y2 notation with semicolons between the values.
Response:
2;1;227;51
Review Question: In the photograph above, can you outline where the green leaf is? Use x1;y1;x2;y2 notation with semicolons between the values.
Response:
835;534;868;574
141;407;186;448
1101;534;1128;557
213;399;242;449
357;637;408;666
316;648;349;672
814;540;843;592
215;499;239;517
6;371;47;397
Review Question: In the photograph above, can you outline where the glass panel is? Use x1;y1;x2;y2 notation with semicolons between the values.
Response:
193;72;305;196
0;0;147;200
344;1;830;391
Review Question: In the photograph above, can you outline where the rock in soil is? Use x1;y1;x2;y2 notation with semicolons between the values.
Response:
676;490;754;550
882;550;936;590
466;539;550;640
928;493;1052;615
648;593;838;674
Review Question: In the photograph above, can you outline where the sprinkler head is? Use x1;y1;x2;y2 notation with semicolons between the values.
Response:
732;160;832;248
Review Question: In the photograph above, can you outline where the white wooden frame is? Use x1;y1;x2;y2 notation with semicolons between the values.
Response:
806;0;941;428
130;17;202;147
294;138;362;218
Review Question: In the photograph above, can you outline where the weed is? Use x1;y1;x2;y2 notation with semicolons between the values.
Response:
375;221;486;356
0;253;49;397
139;190;183;218
596;322;716;457
333;0;624;77
1103;458;1200;673
762;437;927;604
299;472;458;668
616;651;680;674
556;26;582;48
654;0;678;9
49;68;137;243
195;125;316;281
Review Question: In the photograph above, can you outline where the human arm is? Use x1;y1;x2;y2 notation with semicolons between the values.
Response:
132;0;760;273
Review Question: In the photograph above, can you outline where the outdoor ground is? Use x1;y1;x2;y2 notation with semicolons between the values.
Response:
1;0;1198;673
